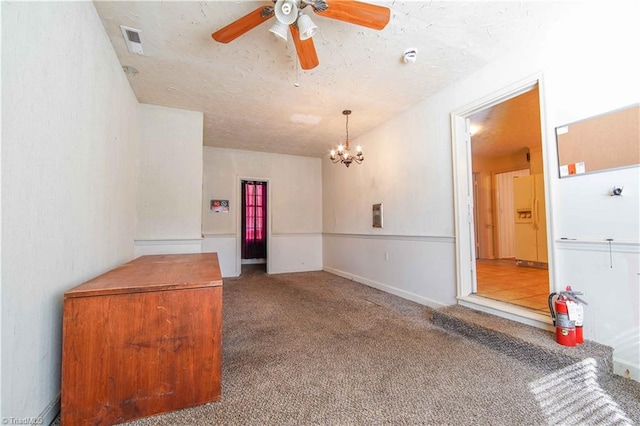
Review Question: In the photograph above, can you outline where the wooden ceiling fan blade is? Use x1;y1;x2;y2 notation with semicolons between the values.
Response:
212;6;274;43
290;25;319;70
314;0;390;30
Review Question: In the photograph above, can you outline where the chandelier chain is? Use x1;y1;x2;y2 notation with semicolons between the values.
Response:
345;113;349;145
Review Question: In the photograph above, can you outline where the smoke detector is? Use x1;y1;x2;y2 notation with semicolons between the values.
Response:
403;48;418;64
120;25;145;55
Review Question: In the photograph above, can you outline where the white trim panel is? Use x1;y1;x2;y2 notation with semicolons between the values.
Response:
324;266;448;309
613;358;640;382
269;233;323;274
201;234;237;278
134;238;202;257
202;233;323;277
556;238;640;253
36;393;60;426
555;240;640;381
323;233;457;308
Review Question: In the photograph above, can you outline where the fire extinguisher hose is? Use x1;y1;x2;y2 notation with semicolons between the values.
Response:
548;292;558;326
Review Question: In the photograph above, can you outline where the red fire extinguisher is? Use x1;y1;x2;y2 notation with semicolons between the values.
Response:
548;286;587;347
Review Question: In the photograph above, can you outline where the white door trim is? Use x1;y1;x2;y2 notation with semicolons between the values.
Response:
450;73;556;328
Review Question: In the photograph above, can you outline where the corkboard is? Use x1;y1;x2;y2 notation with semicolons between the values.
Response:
556;104;639;177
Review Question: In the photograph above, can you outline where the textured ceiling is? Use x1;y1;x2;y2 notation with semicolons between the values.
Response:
94;1;576;158
470;86;541;158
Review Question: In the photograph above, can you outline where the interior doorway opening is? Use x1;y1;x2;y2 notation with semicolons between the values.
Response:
451;76;554;327
241;180;267;274
469;84;549;313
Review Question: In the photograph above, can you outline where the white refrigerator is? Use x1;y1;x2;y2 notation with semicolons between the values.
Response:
513;174;548;265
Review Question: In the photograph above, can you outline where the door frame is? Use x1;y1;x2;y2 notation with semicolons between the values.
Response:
236;176;271;276
450;73;556;328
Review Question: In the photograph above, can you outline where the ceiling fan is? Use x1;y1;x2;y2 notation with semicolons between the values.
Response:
211;0;391;70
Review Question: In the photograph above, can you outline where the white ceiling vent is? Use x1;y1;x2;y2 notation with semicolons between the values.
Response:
120;25;144;55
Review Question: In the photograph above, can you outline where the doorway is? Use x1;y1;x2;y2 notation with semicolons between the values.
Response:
451;77;553;324
241;180;267;274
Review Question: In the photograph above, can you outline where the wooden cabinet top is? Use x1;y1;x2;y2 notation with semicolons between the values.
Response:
64;253;222;299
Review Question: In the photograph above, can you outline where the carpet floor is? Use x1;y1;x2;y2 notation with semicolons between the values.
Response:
61;268;640;425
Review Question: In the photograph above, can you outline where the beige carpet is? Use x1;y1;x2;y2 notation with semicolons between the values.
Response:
57;267;640;425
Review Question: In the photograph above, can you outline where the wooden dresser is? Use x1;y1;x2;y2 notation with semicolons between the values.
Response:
61;253;223;425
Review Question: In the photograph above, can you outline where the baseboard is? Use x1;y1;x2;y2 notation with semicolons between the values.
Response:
38;392;60;425
241;258;266;265
323;267;447;309
613;358;640;382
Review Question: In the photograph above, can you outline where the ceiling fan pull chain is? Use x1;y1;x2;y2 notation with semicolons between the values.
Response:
295;49;300;87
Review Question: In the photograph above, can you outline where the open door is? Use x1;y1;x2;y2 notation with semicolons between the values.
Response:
452;76;554;327
241;180;267;271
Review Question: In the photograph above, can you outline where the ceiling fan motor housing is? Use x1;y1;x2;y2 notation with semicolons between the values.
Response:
275;0;299;24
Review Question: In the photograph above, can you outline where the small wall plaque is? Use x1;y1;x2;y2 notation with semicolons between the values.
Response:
372;203;383;228
210;199;229;213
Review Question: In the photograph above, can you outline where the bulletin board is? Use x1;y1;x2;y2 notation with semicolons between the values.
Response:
555;104;639;177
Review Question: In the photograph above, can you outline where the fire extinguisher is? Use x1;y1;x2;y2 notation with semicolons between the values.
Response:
548;286;587;347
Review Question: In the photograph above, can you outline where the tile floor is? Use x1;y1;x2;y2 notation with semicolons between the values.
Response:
475;259;550;313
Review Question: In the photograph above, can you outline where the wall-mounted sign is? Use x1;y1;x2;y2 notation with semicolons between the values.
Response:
210;199;229;213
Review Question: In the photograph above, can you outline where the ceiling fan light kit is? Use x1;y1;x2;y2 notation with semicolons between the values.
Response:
275;0;299;25
269;20;289;41
330;110;363;168
296;13;319;40
212;0;391;70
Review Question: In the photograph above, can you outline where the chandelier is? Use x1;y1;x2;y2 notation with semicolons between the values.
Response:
330;110;363;167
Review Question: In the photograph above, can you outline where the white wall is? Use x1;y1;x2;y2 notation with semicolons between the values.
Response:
324;1;639;379
324;235;456;308
450;2;639;379
322;87;459;308
202;147;322;276
136;104;203;252
1;2;139;421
